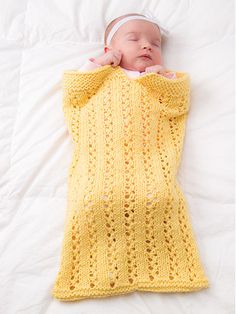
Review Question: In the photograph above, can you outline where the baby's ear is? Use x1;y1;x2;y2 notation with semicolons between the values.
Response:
104;45;112;53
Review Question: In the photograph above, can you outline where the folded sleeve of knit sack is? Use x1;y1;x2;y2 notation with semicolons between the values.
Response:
61;65;113;142
62;64;113;109
80;59;177;79
137;72;191;117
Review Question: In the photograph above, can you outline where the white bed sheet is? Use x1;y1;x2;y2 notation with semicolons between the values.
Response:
0;0;234;313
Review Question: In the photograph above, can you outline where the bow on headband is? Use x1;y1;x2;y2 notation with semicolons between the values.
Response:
143;9;170;37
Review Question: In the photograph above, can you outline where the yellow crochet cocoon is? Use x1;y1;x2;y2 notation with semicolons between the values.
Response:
52;65;209;301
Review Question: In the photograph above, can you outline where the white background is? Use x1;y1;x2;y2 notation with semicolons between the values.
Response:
0;0;234;313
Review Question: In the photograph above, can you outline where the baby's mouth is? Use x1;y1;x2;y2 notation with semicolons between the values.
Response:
138;54;152;60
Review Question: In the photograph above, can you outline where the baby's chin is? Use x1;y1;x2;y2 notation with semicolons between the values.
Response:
121;60;156;73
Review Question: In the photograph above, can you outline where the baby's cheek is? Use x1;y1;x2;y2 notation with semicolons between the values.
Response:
122;55;135;65
152;50;162;62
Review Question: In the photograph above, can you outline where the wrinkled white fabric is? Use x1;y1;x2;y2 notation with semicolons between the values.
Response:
0;0;234;313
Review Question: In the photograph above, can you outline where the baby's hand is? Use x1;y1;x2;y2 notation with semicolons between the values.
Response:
145;64;166;74
93;50;122;67
145;65;176;78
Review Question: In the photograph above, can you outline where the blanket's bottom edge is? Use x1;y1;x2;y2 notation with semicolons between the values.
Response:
51;280;210;302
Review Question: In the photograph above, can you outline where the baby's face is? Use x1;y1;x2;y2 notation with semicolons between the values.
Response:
107;20;162;72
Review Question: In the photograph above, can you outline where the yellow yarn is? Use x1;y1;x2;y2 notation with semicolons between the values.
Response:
52;65;209;301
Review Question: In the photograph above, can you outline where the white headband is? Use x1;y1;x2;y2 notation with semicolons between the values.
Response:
106;13;169;46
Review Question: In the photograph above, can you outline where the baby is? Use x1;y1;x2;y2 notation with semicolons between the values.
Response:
52;12;210;301
80;13;176;79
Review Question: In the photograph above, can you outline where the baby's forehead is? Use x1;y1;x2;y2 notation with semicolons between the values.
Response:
119;20;161;37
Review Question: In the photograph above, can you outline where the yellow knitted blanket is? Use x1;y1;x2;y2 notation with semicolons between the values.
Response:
52;65;209;301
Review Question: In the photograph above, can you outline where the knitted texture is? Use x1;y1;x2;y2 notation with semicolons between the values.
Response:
52;65;209;301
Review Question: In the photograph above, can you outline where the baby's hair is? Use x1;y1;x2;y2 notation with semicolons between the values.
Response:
104;13;146;46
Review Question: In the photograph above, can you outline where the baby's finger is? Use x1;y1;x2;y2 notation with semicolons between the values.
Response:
114;50;122;61
113;50;122;57
111;55;120;66
112;54;121;64
158;68;165;74
145;66;155;73
157;66;166;74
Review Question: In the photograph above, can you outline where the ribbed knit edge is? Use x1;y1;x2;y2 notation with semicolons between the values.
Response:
63;65;189;84
52;279;210;301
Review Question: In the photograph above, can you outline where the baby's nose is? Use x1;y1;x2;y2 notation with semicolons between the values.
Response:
142;43;152;50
